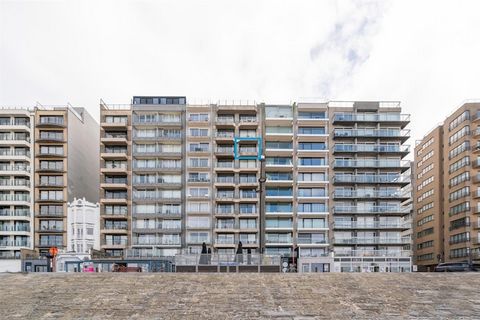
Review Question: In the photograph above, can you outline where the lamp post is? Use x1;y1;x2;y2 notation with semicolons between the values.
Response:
258;155;266;254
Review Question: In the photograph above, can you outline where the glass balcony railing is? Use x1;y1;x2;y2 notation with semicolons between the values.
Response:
333;174;408;184
334;221;407;229
0;150;31;157
334;250;411;257
334;129;410;138
334;205;405;214
333;144;409;153
333;159;410;168
0;209;30;217
297;238;327;244
0;194;30;202
333;237;408;244
0;225;30;232
334;190;403;198
333;113;410;122
0;240;30;247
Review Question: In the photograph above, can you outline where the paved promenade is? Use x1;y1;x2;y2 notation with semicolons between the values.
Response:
1;273;479;319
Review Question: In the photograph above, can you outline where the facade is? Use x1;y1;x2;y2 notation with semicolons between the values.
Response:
0;105;99;260
329;101;411;272
413;102;480;271
0;108;35;259
99;98;412;272
67;198;100;253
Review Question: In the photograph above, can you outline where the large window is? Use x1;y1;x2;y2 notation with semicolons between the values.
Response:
40;145;64;156
39;190;63;201
298;127;325;135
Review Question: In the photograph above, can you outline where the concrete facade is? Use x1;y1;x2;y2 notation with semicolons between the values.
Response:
98;98;412;272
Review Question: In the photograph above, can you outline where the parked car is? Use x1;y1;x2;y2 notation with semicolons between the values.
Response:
434;262;478;272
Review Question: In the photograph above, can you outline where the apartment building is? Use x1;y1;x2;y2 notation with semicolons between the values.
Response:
0;108;35;259
413;102;480;271
0;105;99;259
329;101;411;272
99;98;412;272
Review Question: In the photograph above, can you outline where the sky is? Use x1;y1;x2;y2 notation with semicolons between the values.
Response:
1;0;480;145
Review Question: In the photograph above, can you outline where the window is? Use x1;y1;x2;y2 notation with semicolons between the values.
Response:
298;203;327;213
417;240;434;250
188;188;209;198
298;173;326;182
417;215;434;226
449;125;469;145
298;111;326;119
40;145;64;156
189;128;209;137
449;201;470;216
449;156;470;173
449;232;470;244
298;188;326;197
265;126;293;134
105;116;127;124
40;131;63;141
449;186;470;202
40;190;63;201
449;141;470;159
417;202;434;215
417;227;434;238
266;187;292;197
188;202;210;213
417;163;434;179
39;235;63;246
189;113;209;122
266;202;293;212
417;253;434;261
417;176;434;191
40;220;63;231
265;157;292;166
265;106;293;118
449;111;470;131
449;172;470;188
187;216;210;228
298;127;325;135
39;116;64;125
266;172;292;181
39;205;63;216
189;158;209;168
298;157;326;166
298;142;326;151
189;143;209;152
265;142;292;149
417;189;434;202
39;175;63;186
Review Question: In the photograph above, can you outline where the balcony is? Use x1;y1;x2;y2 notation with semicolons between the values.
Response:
333;237;409;245
0;179;31;190
333;159;410;170
215;117;235;126
38;241;64;247
0;165;30;175
297;238;328;245
333;189;406;200
0;149;31;160
334;250;411;257
37;164;64;172
333;205;408;214
101;118;128;129
37;117;65;127
132;116;181;127
215;132;235;141
131;238;181;246
0;225;30;232
333;113;410;127
101;149;128;160
0;240;30;248
103;239;128;247
0;194;30;204
333;129;410;141
333;174;409;185
265;238;293;245
187;177;210;184
36;133;65;143
100;133;128;145
333;221;409;230
0;119;31;131
0;209;30;218
333;144;409;155
214;238;236;245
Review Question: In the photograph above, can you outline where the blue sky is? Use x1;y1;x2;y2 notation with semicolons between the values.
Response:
1;0;480;144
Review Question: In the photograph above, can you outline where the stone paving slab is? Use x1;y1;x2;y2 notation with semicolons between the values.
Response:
1;273;479;319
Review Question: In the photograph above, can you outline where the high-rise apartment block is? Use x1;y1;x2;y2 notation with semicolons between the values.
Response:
413;102;480;271
99;98;412;272
0;105;99;259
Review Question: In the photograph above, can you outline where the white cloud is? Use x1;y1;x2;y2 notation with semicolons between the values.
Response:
1;0;480;145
